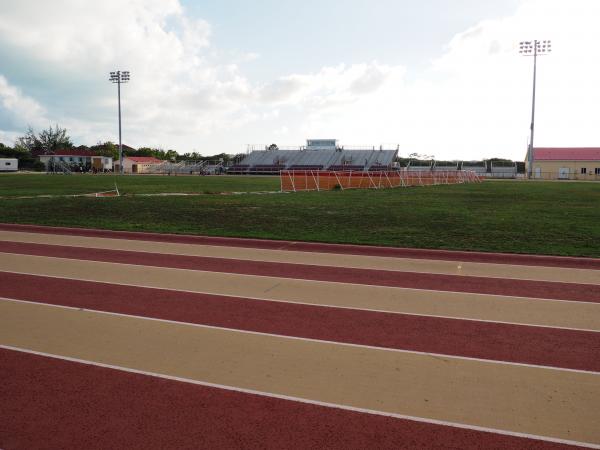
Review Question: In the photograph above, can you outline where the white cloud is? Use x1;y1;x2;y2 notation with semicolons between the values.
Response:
0;0;250;149
273;0;600;160
258;63;400;109
0;0;598;160
0;75;47;129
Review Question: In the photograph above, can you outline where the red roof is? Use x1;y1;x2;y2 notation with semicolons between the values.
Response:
533;147;600;161
126;156;163;164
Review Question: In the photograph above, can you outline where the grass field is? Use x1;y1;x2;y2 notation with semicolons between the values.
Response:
1;174;600;257
0;174;279;197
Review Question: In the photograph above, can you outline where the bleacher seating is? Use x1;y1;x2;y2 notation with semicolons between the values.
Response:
433;163;459;171
328;165;364;171
368;165;392;171
227;164;250;174
461;161;487;175
289;165;324;170
489;162;517;179
231;145;398;174
251;165;286;174
147;160;208;175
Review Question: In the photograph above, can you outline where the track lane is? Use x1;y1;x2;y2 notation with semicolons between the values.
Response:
1;229;599;284
0;348;578;450
2;252;600;331
1;272;599;371
2;224;599;448
1;299;600;445
2;222;599;269
3;240;599;303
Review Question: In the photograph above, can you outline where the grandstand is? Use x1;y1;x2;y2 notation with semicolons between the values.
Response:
145;160;208;175
461;161;488;176
227;140;522;179
406;159;433;171
432;161;459;171
460;160;518;178
229;139;398;174
488;160;518;179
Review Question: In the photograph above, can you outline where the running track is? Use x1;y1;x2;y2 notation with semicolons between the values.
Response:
0;223;599;449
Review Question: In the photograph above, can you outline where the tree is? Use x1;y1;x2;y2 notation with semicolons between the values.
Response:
129;147;180;160
1;141;39;169
179;152;203;161
90;141;118;160
37;125;73;154
1;142;26;157
164;149;178;161
14;126;39;153
0;142;14;157
268;143;279;151
135;147;155;157
211;153;235;164
14;125;73;154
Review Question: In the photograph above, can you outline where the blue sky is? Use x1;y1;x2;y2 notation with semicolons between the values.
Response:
183;0;519;80
0;0;598;160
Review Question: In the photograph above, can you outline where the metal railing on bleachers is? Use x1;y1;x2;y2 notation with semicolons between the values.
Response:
289;164;324;170
227;164;250;174
328;165;364;171
368;165;393;171
48;160;73;175
146;160;208;175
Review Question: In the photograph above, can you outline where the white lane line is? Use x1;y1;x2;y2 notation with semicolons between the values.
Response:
1;268;600;334
2;344;599;449
2;296;599;375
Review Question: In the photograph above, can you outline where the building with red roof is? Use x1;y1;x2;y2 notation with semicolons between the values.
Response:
526;147;600;180
37;148;113;172
115;156;164;173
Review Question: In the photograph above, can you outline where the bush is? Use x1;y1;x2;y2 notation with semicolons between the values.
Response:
32;161;46;172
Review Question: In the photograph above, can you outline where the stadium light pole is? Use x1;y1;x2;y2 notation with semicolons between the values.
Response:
519;40;551;178
109;70;130;174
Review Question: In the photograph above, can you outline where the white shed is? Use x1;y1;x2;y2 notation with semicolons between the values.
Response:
0;158;18;171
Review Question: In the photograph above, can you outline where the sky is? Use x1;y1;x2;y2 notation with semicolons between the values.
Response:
0;0;598;160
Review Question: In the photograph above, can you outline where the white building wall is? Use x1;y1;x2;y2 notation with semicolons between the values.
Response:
38;155;113;170
0;158;18;171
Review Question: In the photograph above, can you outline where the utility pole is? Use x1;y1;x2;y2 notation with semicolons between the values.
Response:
519;40;551;178
109;70;130;174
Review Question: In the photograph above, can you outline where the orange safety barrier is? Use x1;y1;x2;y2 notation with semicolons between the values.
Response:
280;170;481;192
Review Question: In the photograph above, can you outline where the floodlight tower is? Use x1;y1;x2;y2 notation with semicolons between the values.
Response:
109;70;130;174
519;40;551;178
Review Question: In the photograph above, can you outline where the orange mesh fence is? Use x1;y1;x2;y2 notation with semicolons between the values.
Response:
280;170;481;192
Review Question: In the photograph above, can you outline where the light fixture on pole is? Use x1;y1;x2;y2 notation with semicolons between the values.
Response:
109;70;130;174
519;40;551;178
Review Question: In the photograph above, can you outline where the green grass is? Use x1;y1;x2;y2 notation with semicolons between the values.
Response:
0;174;279;197
1;176;599;257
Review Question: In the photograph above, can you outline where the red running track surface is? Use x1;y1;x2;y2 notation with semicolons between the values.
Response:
1;272;599;372
2;222;599;269
2;241;599;303
0;348;574;450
